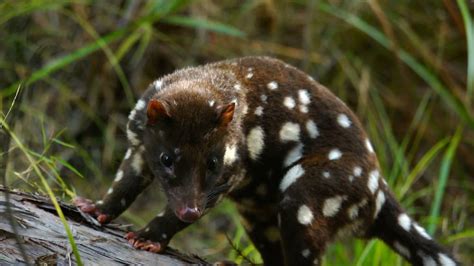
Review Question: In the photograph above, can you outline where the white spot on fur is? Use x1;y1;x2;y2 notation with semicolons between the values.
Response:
298;90;311;105
208;100;215;107
247;126;265;160
328;149;342;160
347;198;367;220
246;72;253;79
297;205;314;225
242;103;249;115
348;204;359;220
224;144;238;166
135;99;146;111
279;122;300;142
438;253;456;266
299;105;309;113
353;166;362;177
284;97;296;109
255;106;264;116
124;149;132;160
394;241;410;259
414;223;432;240
267;81;278;90
96;200;103;205
367;170;379;194
114;170;124;182
127;127;141;146
152;80;162;90
107;188;113;194
131;146;145;174
322;171;330;178
128;109;137;121
120;198;126;207
301;249;311;258
284;143;304;167
234;84;241;91
374;190;385;218
337;114;351;128
398;213;411;231
260;94;268;103
306;120;319;139
366;138;375;153
323;195;346;217
280;164;305;192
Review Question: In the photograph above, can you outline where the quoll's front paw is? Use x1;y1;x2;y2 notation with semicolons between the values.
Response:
125;231;168;253
73;197;112;224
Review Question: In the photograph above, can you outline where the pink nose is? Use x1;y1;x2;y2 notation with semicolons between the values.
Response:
176;206;202;223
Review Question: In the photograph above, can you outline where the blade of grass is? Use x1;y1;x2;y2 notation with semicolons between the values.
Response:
318;2;474;129
161;15;246;37
370;88;409;177
446;229;474;242
53;156;84;178
397;137;450;199
355;239;376;266
65;10;136;107
457;0;474;102
2;27;128;97
0;0;88;26
390;92;432;182
428;126;463;234
0;118;83;265
52;138;76;149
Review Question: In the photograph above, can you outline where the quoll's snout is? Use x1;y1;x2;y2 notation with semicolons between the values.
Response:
175;205;202;223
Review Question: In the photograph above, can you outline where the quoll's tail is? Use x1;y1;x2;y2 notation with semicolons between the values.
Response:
367;192;458;266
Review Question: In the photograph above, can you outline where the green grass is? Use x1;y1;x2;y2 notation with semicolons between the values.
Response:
0;117;82;265
0;0;472;265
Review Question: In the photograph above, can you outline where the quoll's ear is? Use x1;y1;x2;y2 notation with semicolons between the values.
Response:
147;99;171;125
217;102;235;127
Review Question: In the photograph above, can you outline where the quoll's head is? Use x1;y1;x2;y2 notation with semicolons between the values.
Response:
143;89;235;223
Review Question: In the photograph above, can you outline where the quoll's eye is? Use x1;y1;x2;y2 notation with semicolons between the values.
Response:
207;157;218;171
160;153;173;168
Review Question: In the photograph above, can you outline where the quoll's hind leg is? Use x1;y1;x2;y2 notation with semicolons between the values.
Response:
237;206;284;266
278;196;330;266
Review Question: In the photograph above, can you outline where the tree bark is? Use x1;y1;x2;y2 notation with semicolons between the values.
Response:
0;187;207;265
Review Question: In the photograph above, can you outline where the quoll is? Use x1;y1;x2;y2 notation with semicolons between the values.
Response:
75;56;458;266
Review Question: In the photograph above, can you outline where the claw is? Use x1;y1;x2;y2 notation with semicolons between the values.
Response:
125;232;136;240
74;197;112;224
135;240;148;249
125;231;167;253
145;243;162;253
97;214;110;224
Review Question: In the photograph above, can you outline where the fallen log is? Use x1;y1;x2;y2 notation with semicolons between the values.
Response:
0;187;207;265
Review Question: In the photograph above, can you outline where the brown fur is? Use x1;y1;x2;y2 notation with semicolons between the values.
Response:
75;56;457;266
